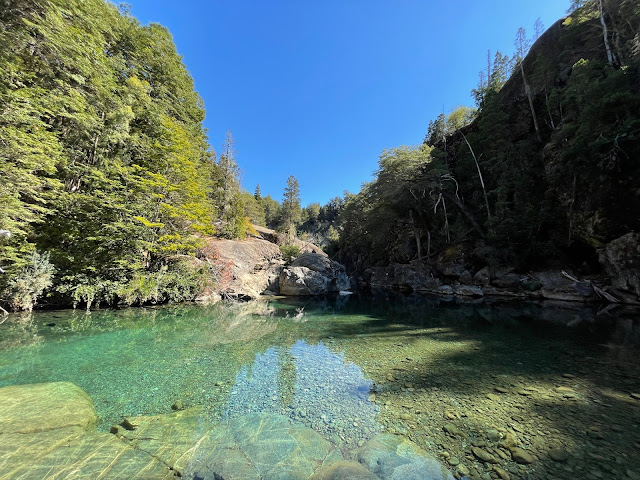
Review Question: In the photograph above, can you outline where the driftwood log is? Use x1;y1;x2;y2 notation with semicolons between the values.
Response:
561;270;619;303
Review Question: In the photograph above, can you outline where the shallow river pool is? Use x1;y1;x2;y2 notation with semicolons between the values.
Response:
1;293;639;479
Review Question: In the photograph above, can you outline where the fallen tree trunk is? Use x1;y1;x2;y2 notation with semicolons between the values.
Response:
561;270;619;303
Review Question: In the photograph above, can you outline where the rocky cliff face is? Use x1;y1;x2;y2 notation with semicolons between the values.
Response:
339;3;640;304
197;229;350;301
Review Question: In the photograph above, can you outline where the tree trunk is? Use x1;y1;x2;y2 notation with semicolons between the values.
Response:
409;209;422;263
598;0;615;66
461;134;492;223
520;62;542;142
442;192;485;238
442;196;450;243
544;87;557;131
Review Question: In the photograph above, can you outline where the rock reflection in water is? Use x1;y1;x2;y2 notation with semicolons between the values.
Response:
225;340;381;447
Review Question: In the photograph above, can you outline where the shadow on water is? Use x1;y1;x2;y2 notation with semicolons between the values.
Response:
284;292;640;479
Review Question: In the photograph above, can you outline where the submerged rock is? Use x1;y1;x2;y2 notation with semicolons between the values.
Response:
443;423;464;438
509;447;535;464
186;413;340;480
548;448;569;462
1;428;175;479
310;461;381;480
0;381;97;434
117;407;209;474
356;433;455;480
0;383;174;479
471;446;499;464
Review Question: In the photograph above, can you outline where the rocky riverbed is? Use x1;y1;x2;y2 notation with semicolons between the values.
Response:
322;300;640;480
0;296;638;479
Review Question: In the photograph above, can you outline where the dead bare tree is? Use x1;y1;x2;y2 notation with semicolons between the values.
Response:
461;133;492;223
598;0;616;66
515;27;542;142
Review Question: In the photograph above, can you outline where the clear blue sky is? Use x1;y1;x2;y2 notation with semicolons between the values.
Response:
124;1;569;207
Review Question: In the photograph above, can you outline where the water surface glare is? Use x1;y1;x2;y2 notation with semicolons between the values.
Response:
1;294;639;479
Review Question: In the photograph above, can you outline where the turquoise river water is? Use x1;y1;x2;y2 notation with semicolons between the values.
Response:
0;293;639;479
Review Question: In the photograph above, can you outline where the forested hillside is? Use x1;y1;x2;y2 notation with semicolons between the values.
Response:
0;0;248;310
336;0;640;284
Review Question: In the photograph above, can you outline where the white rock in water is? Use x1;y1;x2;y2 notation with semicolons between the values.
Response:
339;291;354;295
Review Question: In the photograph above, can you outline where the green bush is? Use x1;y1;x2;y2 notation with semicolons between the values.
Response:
57;258;208;310
5;251;55;311
280;244;301;264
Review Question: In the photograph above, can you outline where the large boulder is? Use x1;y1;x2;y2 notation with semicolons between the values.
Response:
279;266;331;295
599;233;640;298
491;272;528;289
356;434;455;480
201;237;283;299
280;253;350;295
532;271;595;302
0;382;97;434
291;253;350;290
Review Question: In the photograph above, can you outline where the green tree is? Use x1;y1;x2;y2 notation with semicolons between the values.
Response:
262;195;281;229
211;130;245;238
1;0;222;308
242;191;266;226
281;175;301;233
446;106;477;132
425;113;446;146
303;203;321;225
